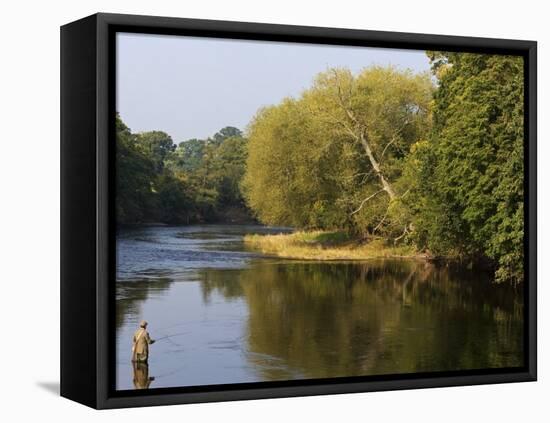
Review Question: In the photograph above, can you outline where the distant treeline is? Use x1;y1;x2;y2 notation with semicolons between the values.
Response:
116;121;249;224
117;51;524;282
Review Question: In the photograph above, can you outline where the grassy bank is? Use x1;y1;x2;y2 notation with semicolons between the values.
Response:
244;230;421;261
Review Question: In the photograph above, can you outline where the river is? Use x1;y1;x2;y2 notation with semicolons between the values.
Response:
116;224;524;390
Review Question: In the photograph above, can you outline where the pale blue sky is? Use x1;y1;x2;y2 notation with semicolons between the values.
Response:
117;33;431;142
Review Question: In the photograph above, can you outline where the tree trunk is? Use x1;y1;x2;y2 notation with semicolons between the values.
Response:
331;83;398;202
359;131;396;200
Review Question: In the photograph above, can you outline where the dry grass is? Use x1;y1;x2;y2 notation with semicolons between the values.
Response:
244;230;419;261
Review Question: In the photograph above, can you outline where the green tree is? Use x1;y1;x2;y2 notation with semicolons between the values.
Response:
213;126;243;144
116;114;251;224
211;135;248;206
412;52;524;282
163;128;251;221
243;66;433;237
167;139;206;172
155;171;194;223
137;131;175;173
115;114;156;223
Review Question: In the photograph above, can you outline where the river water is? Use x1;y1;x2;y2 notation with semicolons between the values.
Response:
115;224;524;390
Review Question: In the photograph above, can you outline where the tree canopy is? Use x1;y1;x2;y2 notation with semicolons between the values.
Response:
116;53;525;283
409;53;524;282
242;66;433;238
116;117;249;224
242;58;524;283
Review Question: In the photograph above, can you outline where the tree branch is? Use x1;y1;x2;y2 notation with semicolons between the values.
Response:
331;69;361;127
380;137;396;160
343;171;372;180
380;119;410;161
394;225;410;242
350;189;385;216
373;208;389;234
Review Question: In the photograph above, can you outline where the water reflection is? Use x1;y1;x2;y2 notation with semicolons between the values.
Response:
116;278;173;330
115;225;524;390
132;362;155;389
200;260;523;379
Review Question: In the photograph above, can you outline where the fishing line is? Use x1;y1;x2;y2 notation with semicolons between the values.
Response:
155;331;190;342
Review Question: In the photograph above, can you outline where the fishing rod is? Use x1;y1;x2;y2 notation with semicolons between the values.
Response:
154;331;189;342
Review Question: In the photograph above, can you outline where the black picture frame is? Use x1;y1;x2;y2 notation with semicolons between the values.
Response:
60;12;537;409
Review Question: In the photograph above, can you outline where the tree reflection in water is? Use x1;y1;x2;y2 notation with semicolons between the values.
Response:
199;260;524;381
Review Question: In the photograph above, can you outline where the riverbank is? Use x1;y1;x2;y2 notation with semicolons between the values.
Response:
244;230;423;261
117;206;258;227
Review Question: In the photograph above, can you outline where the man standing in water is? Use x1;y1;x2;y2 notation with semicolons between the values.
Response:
132;320;155;363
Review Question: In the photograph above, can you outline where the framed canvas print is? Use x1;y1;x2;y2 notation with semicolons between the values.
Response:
60;13;537;409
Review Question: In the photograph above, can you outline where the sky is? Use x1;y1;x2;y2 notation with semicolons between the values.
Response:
117;33;431;143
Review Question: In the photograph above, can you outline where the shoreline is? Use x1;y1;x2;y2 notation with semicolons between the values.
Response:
244;230;428;262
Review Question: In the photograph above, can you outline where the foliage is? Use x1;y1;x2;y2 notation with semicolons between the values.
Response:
117;56;525;283
136;131;175;173
115;115;156;223
243;60;524;283
410;53;524;282
116;116;250;224
243;66;433;238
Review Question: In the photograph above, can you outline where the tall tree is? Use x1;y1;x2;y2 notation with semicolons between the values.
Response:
115;114;156;223
116;116;250;224
136;131;175;173
167;139;206;172
243;66;433;237
213;126;243;144
412;52;524;282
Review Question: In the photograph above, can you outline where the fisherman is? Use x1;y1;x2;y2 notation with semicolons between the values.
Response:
131;320;155;363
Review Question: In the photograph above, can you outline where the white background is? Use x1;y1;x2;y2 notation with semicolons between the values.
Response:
0;0;546;420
